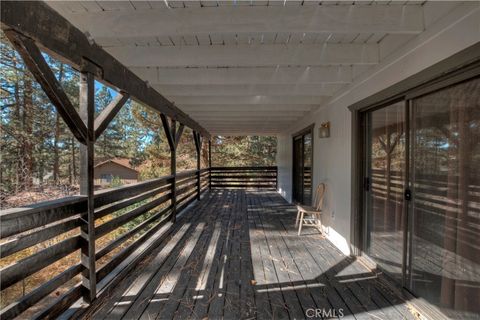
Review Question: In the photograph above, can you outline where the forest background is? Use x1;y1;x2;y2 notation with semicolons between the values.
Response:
0;32;277;210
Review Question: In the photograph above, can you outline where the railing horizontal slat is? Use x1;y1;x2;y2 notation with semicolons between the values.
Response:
176;169;198;179
0;217;81;259
1;197;86;239
0;236;81;290
95;193;171;238
211;166;276;171
31;283;83;320
96;207;171;282
211;184;276;189
177;188;198;206
95;183;171;220
0;264;83;320
94;175;173;207
95;205;172;261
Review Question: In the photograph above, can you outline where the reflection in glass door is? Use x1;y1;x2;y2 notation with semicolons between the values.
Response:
408;77;480;318
293;128;313;205
364;101;406;282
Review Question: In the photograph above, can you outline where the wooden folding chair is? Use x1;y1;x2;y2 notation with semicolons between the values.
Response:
295;183;326;235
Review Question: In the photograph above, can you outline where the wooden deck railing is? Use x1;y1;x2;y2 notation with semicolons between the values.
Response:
210;166;278;190
0;168;210;319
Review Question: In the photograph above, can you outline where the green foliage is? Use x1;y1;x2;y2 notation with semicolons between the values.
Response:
1;32;278;202
211;136;277;167
109;176;123;188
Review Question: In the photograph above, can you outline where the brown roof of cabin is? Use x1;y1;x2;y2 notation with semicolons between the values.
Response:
94;158;139;172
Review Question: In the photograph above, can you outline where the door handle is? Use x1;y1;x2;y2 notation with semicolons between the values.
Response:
404;188;412;201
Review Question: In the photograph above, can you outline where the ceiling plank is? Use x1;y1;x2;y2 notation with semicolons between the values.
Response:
105;43;379;67
171;95;328;105
49;4;424;38
180;104;316;111
154;83;344;96
130;66;353;85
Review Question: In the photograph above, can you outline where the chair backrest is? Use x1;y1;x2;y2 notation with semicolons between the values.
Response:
313;183;326;210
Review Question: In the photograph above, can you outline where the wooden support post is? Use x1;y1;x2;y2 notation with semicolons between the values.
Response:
79;71;96;302
193;132;202;200
160;114;178;222
170;120;177;222
276;166;279;191
208;140;212;190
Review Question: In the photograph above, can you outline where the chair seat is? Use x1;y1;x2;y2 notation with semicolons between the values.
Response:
296;205;321;214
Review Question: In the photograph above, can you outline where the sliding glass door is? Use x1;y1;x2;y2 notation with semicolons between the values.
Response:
408;77;480;317
362;75;480;318
364;101;407;282
293;127;313;205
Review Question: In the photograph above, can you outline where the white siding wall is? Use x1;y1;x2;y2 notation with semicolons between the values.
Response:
276;2;480;255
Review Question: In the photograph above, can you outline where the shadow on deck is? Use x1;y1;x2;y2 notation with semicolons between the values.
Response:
82;190;415;320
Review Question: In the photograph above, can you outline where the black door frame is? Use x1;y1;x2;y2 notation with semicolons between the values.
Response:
292;124;315;205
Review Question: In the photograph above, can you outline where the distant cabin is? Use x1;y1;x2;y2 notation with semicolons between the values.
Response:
94;158;139;187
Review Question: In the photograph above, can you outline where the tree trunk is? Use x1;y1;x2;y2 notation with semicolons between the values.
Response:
22;76;34;190
13;57;21;193
71;137;77;185
53;63;65;184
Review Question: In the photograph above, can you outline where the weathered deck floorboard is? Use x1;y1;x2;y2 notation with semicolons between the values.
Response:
87;190;415;320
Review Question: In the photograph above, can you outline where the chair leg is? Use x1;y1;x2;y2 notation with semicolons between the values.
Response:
316;214;322;234
298;211;304;236
295;210;300;227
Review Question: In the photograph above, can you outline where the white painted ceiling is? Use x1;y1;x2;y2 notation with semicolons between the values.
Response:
45;0;456;136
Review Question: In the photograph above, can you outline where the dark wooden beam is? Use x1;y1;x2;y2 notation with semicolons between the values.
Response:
160;114;175;152
175;124;185;149
94;92;130;140
193;132;202;200
193;132;201;154
160;115;178;222
78;71;96;303
0;0;210;138
208;140;212;190
170;120;177;222
4;30;87;144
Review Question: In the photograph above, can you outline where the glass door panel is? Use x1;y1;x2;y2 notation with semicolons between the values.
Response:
365;101;406;282
303;133;313;205
293;129;313;205
409;77;480;318
293;136;304;203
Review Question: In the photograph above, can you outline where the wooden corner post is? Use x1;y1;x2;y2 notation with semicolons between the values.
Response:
193;132;202;200
5;29;98;304
170;119;177;223
208;140;212;190
161;114;184;222
79;71;96;302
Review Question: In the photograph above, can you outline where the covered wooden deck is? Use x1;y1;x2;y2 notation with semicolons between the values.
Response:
84;190;415;320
